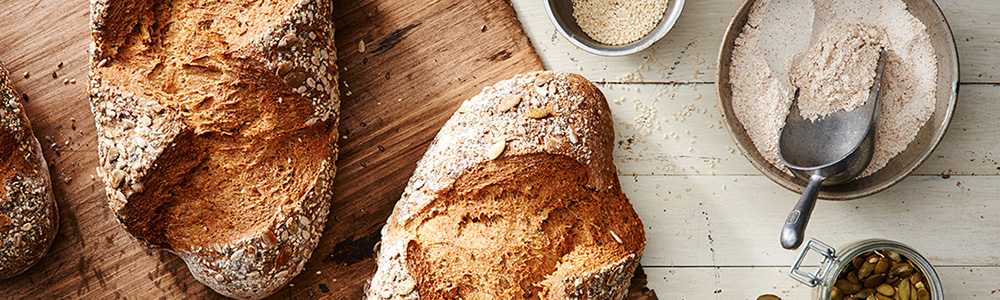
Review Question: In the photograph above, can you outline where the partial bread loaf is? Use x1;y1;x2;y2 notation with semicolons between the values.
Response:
0;61;58;280
89;0;338;298
366;72;645;300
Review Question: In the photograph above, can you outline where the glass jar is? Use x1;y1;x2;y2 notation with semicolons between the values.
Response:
788;238;944;299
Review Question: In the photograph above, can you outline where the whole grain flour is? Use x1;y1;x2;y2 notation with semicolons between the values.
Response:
730;0;938;177
791;23;885;121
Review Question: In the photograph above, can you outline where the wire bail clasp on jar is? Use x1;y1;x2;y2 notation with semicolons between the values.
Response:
789;238;840;287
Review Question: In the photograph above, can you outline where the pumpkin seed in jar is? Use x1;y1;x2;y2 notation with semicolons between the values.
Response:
855;287;876;298
917;288;931;300
890;263;915;277
897;279;911;300
885;250;903;262
875;283;894;296
874;257;890;274
858;258;876;278
836;278;862;294
864;273;885;288
830;287;844;300
853;256;865;269
847;272;860;284
834;249;931;300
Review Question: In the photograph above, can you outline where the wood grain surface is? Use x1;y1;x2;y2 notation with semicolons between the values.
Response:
0;0;658;299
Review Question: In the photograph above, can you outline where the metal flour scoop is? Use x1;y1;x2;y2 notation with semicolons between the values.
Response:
778;50;887;250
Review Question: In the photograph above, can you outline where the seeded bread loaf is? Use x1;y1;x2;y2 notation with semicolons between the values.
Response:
0;61;58;280
89;0;338;298
366;71;645;300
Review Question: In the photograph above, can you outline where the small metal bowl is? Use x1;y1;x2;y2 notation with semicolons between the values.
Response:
543;0;686;56
716;0;959;200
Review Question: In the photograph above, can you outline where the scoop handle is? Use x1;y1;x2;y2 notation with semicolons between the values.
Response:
780;174;825;249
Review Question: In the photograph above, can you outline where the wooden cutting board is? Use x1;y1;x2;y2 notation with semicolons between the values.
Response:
0;0;656;299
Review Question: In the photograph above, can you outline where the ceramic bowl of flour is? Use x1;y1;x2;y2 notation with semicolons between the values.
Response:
716;0;959;200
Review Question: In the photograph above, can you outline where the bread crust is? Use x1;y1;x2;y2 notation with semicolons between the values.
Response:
89;0;338;298
0;61;58;280
366;72;644;300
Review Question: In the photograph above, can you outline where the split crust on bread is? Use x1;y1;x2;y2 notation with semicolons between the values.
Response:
89;0;339;298
367;72;645;300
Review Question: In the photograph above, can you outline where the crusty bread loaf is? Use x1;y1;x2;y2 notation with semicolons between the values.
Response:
0;61;58;280
88;0;338;298
366;71;645;300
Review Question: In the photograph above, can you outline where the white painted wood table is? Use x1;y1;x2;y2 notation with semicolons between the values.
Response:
510;0;1000;298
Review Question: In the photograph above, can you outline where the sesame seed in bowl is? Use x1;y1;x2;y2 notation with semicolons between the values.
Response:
544;0;686;56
